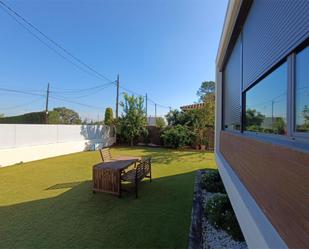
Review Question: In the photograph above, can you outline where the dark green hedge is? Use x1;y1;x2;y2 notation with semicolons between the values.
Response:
0;111;60;124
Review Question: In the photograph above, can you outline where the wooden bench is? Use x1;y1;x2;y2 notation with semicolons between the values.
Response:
121;157;152;198
99;148;141;162
99;148;113;162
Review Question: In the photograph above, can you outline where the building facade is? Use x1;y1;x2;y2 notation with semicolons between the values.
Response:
215;0;309;248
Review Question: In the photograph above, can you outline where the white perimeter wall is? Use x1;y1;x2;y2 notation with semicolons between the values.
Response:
0;124;116;167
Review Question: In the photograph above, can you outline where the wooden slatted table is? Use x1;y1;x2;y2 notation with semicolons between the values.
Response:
92;157;140;197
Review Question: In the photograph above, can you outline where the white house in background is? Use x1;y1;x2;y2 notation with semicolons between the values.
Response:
147;116;165;126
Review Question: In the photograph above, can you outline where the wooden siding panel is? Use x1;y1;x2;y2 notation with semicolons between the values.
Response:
220;131;309;248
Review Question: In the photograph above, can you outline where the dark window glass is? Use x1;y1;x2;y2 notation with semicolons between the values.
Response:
245;63;287;135
295;46;309;132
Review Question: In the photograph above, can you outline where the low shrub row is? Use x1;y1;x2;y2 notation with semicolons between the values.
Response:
202;170;244;241
201;170;226;193
205;193;244;241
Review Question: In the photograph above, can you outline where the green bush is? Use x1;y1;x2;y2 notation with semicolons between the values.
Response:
201;170;226;193
161;125;193;148
205;193;244;241
222;208;244;241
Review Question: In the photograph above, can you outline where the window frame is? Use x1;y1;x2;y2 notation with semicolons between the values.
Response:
221;35;309;145
239;39;309;145
243;58;288;138
291;42;309;139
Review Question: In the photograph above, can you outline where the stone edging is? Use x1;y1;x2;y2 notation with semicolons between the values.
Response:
188;170;206;249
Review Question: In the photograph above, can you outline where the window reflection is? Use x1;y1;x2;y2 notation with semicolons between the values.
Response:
295;46;309;132
245;63;287;135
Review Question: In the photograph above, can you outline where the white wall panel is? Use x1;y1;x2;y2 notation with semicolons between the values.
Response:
0;124;115;167
15;124;58;147
0;124;15;149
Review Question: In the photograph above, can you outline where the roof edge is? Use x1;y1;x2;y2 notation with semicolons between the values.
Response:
216;0;242;69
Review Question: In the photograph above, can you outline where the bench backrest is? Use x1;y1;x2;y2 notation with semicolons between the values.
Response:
99;148;112;162
136;158;151;179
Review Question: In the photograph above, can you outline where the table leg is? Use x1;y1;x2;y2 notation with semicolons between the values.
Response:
118;170;122;198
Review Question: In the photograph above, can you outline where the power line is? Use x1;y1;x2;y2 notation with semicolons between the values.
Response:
51;83;114;99
0;0;114;83
0;87;46;97
148;97;171;109
119;85;145;98
50;96;104;111
0;97;42;110
0;5;107;81
0;1;174;113
0;86;106;111
51;82;115;94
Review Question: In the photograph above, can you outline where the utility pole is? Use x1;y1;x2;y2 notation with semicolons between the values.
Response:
45;83;50;124
116;74;119;119
271;100;274;125
169;106;171;112
145;93;148;117
155;103;157;119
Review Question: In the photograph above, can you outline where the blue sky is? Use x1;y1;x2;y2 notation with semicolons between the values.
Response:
0;0;228;120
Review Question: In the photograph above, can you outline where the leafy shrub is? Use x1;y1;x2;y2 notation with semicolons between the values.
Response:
201;170;226;193
203;137;208;147
205;193;244;241
141;128;150;144
161;125;193;148
119;93;147;146
222;208;244;241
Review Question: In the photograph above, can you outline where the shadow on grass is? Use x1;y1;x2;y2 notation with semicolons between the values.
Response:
0;171;198;249
46;181;83;190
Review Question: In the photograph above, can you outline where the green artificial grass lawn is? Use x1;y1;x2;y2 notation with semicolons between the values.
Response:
0;146;215;249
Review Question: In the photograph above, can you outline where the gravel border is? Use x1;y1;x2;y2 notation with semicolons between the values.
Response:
202;188;248;249
189;170;248;249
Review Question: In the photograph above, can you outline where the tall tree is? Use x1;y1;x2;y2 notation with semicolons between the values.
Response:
165;109;196;127
52;107;81;124
104;107;114;126
165;109;181;126
197;81;215;102
119;93;147;146
245;109;265;127
203;93;215;127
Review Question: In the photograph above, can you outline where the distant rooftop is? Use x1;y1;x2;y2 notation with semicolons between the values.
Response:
180;103;205;111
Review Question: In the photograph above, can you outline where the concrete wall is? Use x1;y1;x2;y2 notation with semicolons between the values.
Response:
0;124;116;167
